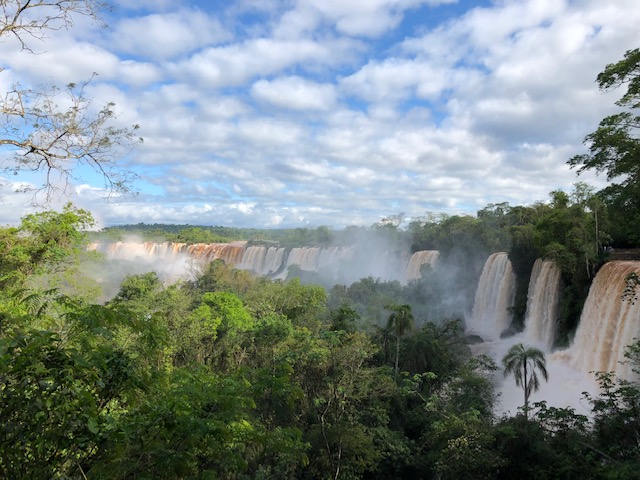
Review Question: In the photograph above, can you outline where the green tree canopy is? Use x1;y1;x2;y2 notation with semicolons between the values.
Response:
385;303;414;378
569;48;640;245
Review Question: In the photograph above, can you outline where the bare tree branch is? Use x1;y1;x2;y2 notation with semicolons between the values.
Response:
0;1;110;51
1;1;143;204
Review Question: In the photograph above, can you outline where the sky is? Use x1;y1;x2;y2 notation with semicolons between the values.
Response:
0;0;639;229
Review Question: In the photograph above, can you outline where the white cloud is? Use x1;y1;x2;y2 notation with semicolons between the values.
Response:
118;60;163;86
340;58;449;103
171;37;350;87
297;0;457;37
110;9;230;60
4;38;120;85
251;76;336;110
1;0;639;228
235;118;305;148
115;0;186;12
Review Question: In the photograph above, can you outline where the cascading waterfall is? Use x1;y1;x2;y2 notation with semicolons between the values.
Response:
261;247;287;275
275;247;322;279
523;259;562;350
316;246;356;282
468;252;516;339
94;240;248;265
236;245;288;276
317;246;356;269
485;255;586;415
92;241;443;284
90;240;640;406
567;261;640;379
184;243;246;264
405;250;439;281
237;246;267;273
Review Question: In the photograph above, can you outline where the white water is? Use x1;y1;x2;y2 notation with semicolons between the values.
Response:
567;261;640;380
475;334;596;417
91;241;439;283
468;252;516;339
405;250;439;281
486;260;640;416
523;259;562;350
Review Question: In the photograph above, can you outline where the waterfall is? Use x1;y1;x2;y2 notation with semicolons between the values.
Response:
523;259;562;350
91;241;431;284
568;261;640;379
236;245;288;276
261;247;287;275
405;250;439;281
317;246;355;269
468;252;516;339
316;246;357;283
237;246;267;273
286;247;322;271
184;243;246;264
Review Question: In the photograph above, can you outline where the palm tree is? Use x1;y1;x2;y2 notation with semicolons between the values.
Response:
385;304;414;378
502;343;549;417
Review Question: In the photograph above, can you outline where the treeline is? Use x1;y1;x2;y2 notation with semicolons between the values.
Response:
97;223;338;248
2;205;640;479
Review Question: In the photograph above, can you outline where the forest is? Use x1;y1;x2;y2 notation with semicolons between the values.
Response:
2;2;640;479
2;179;640;479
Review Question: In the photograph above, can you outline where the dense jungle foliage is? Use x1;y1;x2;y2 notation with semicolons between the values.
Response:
2;0;640;474
2;198;640;479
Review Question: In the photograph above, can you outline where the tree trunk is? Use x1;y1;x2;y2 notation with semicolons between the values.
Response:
394;335;400;379
523;361;529;418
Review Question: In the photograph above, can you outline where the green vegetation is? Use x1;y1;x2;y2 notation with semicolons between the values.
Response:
96;224;339;247
385;304;414;378
2;6;640;477
569;48;640;246
3;203;640;479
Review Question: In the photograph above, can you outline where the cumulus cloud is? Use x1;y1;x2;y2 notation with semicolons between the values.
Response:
3;38;120;85
251;76;336;110
110;9;231;60
170;37;354;87
295;0;457;37
1;0;639;228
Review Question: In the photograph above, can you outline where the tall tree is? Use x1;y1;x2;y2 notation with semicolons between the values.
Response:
568;48;640;245
385;303;414;378
0;0;141;201
502;343;549;417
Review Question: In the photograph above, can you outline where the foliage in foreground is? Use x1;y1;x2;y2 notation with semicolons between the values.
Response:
3;208;640;479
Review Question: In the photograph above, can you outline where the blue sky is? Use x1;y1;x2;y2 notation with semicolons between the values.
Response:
1;0;638;228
